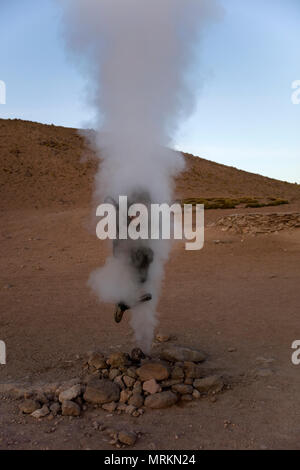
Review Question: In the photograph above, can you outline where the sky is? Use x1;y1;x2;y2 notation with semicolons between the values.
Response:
0;0;299;183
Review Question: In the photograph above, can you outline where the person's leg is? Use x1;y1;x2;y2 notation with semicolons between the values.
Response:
114;294;152;323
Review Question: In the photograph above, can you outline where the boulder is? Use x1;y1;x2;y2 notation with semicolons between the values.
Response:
114;375;125;390
143;379;161;394
137;362;169;382
160;379;182;388
50;402;61;416
193;375;223;393
118;430;137;446
109;369;120;381
171;366;184;380
119;389;132;403
83;379;120;404
58;384;82;403
183;362;203;378
128;392;144;408
102;402;117;412
144;391;178;409
181;394;193;402
88;352;107;370
19;399;41;414
155;332;170;343
62;400;81;417
126;367;137;379
123;375;135;388
171;383;193;395
107;352;130;368
125;405;136;415
160;345;206;363
31;405;49;419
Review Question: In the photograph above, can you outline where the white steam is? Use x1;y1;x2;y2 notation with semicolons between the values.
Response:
60;0;221;351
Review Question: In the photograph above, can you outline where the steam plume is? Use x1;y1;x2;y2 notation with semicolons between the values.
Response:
60;0;221;351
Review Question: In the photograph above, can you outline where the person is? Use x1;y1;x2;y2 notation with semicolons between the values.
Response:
106;191;154;323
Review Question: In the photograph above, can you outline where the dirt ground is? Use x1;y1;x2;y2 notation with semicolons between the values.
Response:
1;202;300;450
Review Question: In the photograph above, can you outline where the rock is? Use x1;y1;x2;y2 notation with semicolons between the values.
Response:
137;362;169;382
183;362;203;379
184;378;193;385
58;384;82;403
123;375;135;388
192;389;201;399
62;400;81;417
114;375;125;390
160;379;182;388
37;382;60;396
56;379;82;396
109;369;120;381
171;366;184;380
118;430;137;446
171;383;193;395
181;394;193;402
34;392;48;405
145;391;178;409
126;367;137;378
143;379;161;394
83;379;120;404
156;332;170;343
102;402;117;412
119;389;132;403
107;352;130;368
125;405;136;415
131;348;146;362
82;373;98;384
193;375;223;394
133;381;142;393
128;393;144;408
50;402;61;416
160;345;206;363
31;405;50;419
88;352;107;370
117;403;127;412
19;399;41;414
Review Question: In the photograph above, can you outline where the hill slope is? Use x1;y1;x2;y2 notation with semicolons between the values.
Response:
0;118;299;210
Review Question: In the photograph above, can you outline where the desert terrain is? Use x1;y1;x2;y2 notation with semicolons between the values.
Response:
0;118;300;450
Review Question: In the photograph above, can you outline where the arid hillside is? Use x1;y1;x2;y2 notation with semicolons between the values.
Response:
0;118;299;210
0;118;300;450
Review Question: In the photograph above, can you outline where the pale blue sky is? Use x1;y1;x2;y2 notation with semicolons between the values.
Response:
0;0;299;183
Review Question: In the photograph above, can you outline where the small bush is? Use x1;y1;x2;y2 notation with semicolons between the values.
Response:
182;197;289;210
